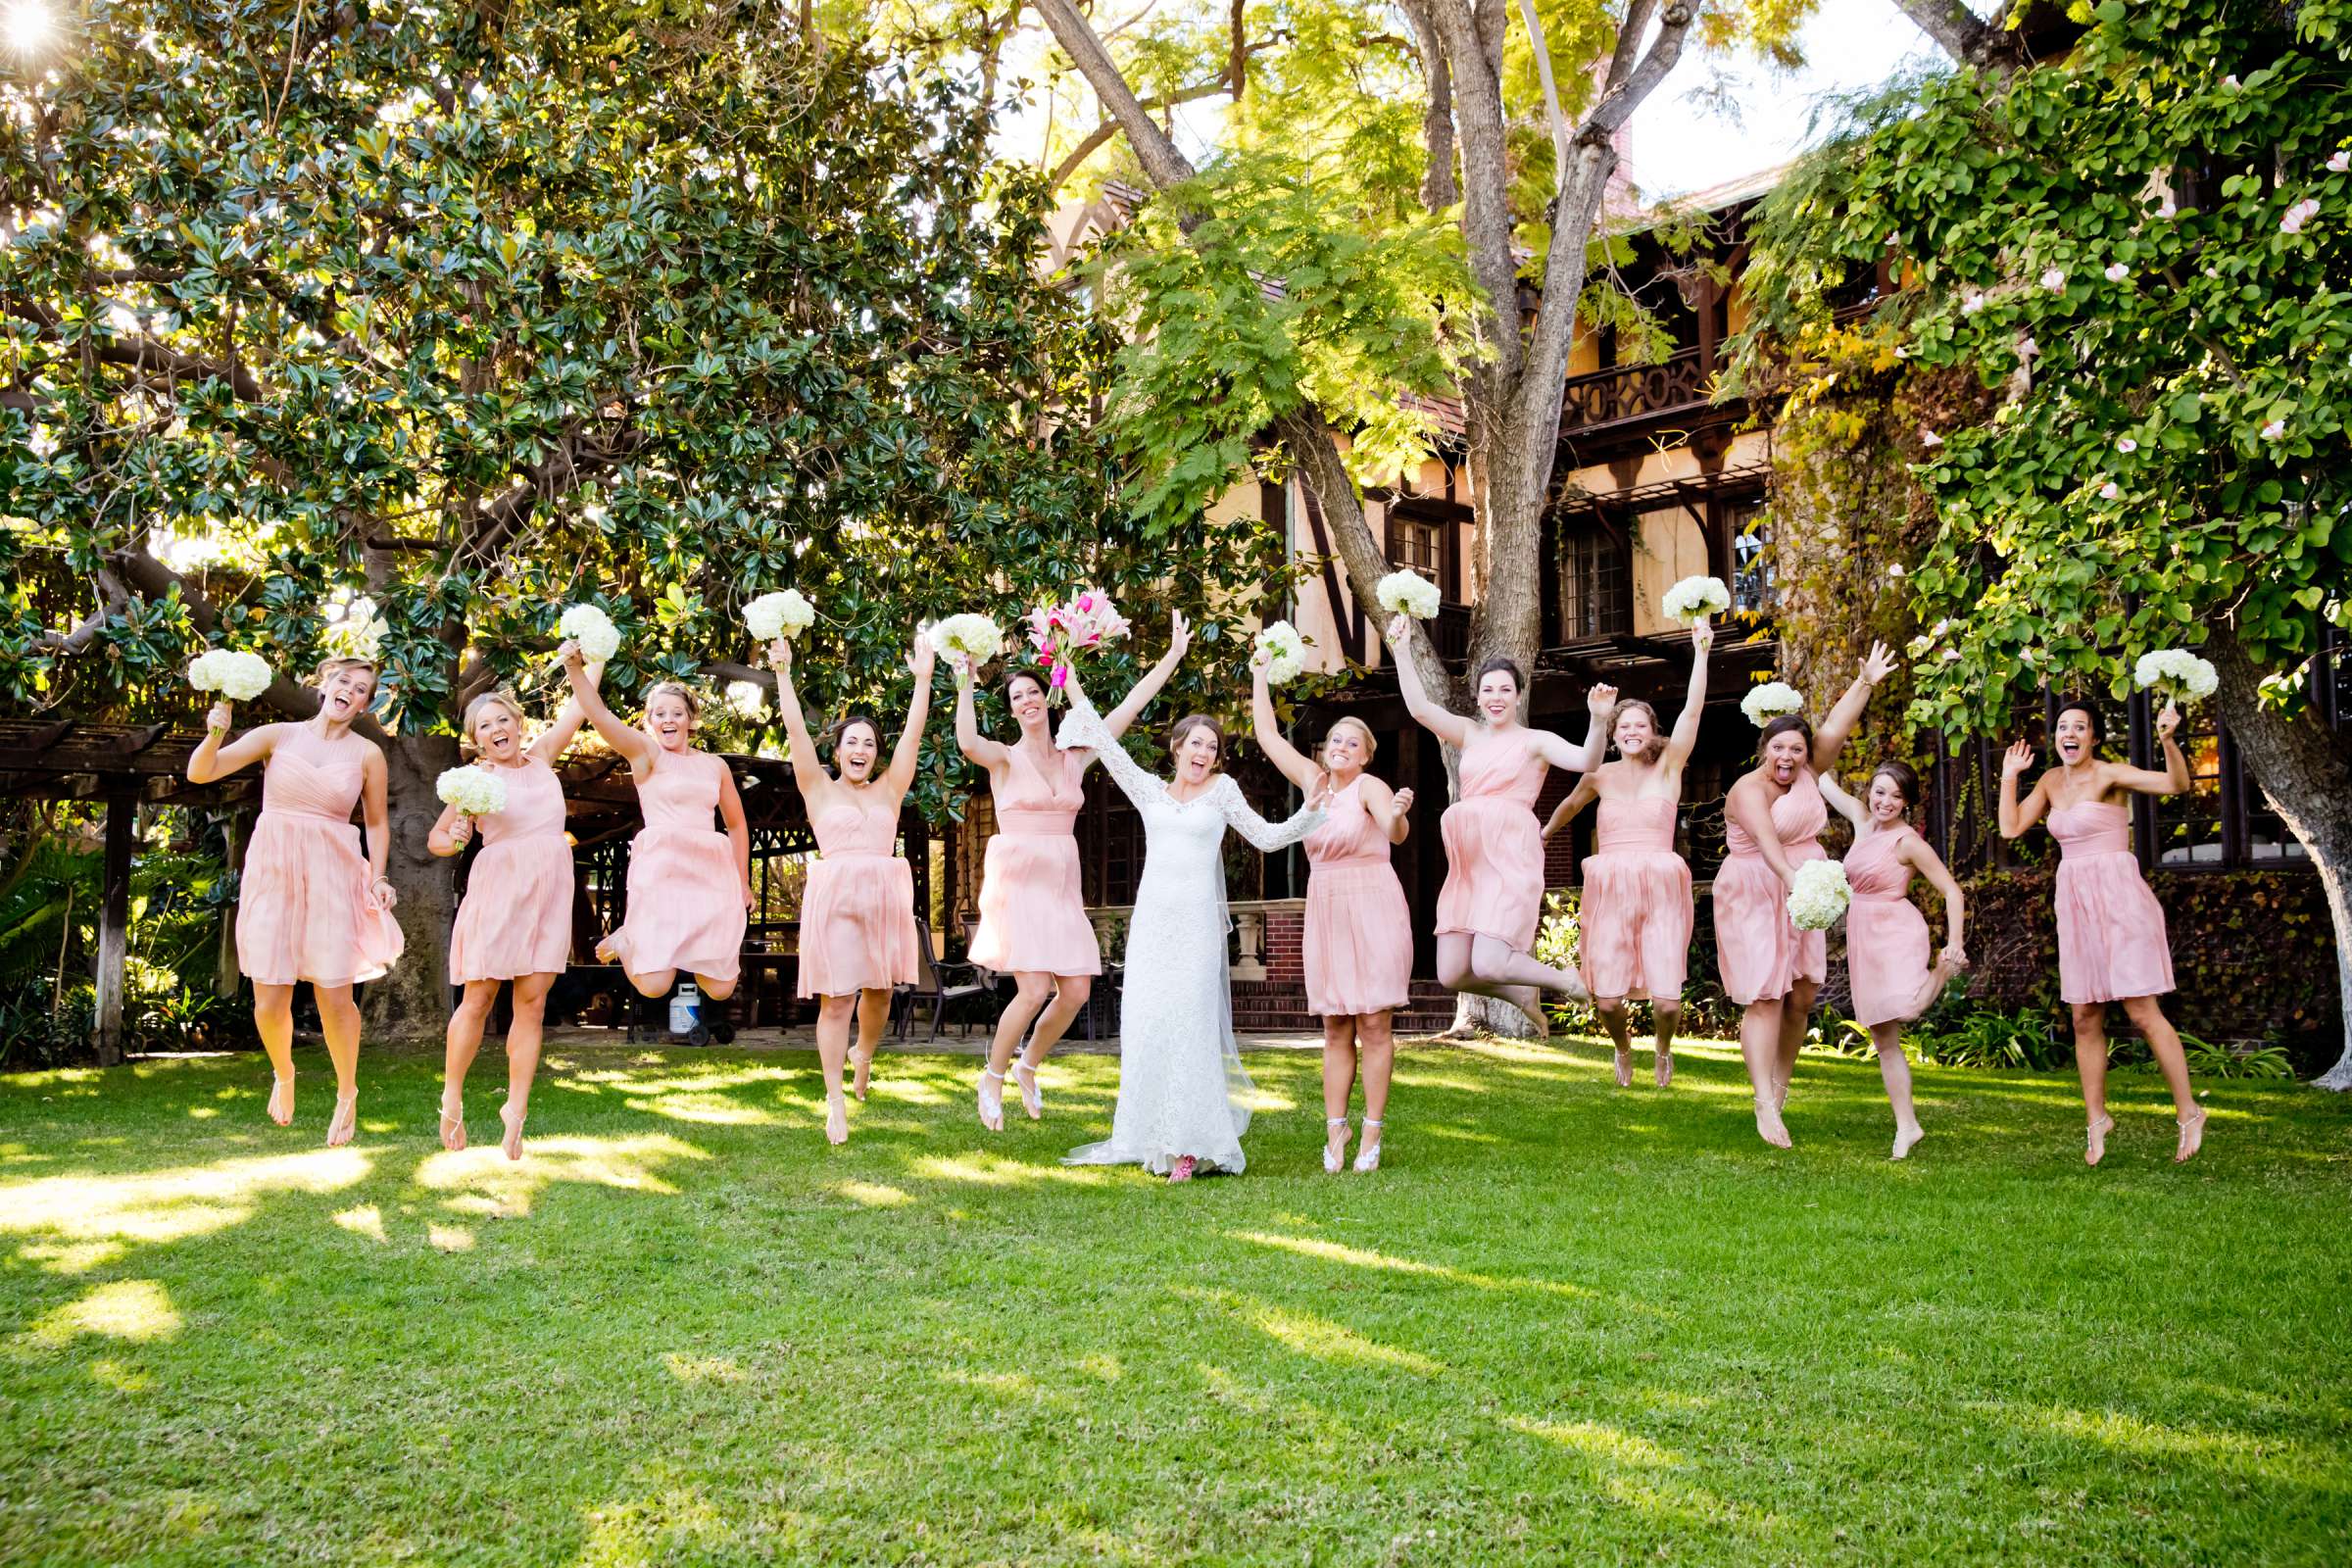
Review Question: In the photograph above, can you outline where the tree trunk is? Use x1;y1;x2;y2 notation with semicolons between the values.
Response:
2208;625;2352;1086
362;732;463;1041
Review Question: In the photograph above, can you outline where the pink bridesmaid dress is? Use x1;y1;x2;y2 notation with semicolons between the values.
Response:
1301;778;1413;1016
1434;725;1549;951
1578;796;1691;1003
236;729;404;987
1713;769;1829;1004
796;795;921;998
1842;829;1935;1027
2049;800;2175;1003
449;759;575;984
602;751;745;984
969;747;1102;977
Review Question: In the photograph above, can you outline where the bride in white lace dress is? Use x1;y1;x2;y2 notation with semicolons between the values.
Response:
1056;673;1327;1181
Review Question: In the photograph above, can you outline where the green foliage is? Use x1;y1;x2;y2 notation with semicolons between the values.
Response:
1907;1005;2072;1073
2176;1031;2295;1080
1735;0;2352;732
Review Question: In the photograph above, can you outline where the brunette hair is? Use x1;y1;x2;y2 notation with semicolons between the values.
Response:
1004;669;1050;707
462;690;528;748
831;712;882;754
2054;699;2104;741
641;681;704;722
1167;712;1224;762
1322;716;1377;764
1474;657;1526;693
1757;713;1815;754
1610;699;1662;753
1869;760;1923;811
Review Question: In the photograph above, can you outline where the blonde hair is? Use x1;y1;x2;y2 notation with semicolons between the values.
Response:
462;690;529;750
642;681;704;724
311;655;378;692
1322;716;1377;765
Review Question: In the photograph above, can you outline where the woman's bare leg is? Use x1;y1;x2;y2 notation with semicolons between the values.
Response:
1740;998;1791;1148
849;988;892;1100
1355;1011;1395;1166
815;994;856;1144
2122;994;2203;1161
694;971;737;1003
1873;1021;1924;1159
253;982;298;1126
981;973;1054;1129
1322;1015;1358;1166
315;982;363;1148
500;973;555;1160
2072;1002;2115;1165
1652;1000;1682;1087
1022;975;1092;1067
1594;999;1634;1087
442;980;500;1151
626;966;678;1001
1772;978;1818;1108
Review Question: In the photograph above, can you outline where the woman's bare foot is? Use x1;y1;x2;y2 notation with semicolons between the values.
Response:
1167;1154;1199;1184
1013;1056;1043;1120
2174;1106;2207;1164
268;1073;295;1128
850;1046;875;1102
326;1090;359;1149
1502;986;1550;1040
439;1090;466;1152
499;1102;526;1161
1654;1050;1674;1089
977;1067;1005;1132
1754;1103;1793;1149
1612;1047;1633;1089
825;1096;849;1147
2084;1112;2115;1166
1892;1122;1925;1160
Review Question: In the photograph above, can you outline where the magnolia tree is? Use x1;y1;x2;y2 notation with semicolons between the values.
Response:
0;2;1287;1031
1735;0;2352;1081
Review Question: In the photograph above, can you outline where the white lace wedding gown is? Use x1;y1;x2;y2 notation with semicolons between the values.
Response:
1058;691;1324;1175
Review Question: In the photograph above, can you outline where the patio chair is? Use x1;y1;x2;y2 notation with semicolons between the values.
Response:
894;921;992;1041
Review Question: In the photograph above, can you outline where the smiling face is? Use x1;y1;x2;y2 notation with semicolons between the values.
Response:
468;699;524;763
317;662;376;723
1761;729;1808;786
2053;706;2098;766
1867;770;1910;824
1612;705;1657;761
835;719;880;782
1476;668;1520;725
645;692;696;752
1171;719;1221;786
1006;674;1049;732
1322;722;1369;780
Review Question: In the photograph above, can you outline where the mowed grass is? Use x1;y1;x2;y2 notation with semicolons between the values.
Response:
2;1034;2349;1567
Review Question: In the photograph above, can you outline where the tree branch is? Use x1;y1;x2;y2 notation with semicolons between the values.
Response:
1;300;268;402
1888;0;2017;71
1513;0;1574;194
1424;0;1525;387
1396;0;1458;211
1028;0;1200;192
1048;72;1251;190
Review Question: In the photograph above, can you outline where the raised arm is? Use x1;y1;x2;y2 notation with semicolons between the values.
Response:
1249;658;1322;793
881;633;938;799
1384;612;1471;749
1729;776;1800;885
1213;774;1326;853
1900;833;1968;966
1660;619;1715;771
360;744;397;910
1055;673;1158;811
1097;611;1192;741
527;661;604;766
1543;773;1599;842
1815;770;1868;832
1528;683;1620;773
764;636;832;801
717;764;755;911
1813;641;1897;771
953;663;1009;770
2103;702;2193;797
1996;740;2050;839
563;643;657;776
1360;775;1414;845
184;706;279;783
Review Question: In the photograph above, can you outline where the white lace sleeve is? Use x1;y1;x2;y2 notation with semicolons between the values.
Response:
1056;688;1163;810
1213;775;1323;852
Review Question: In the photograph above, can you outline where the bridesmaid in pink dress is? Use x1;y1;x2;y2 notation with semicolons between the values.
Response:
563;650;754;1008
1999;699;2202;1164
426;667;602;1159
1818;763;1968;1159
1249;656;1415;1173
185;657;404;1147
1385;613;1609;1035
1716;643;1896;1147
955;614;1190;1131
771;630;935;1145
1542;618;1715;1089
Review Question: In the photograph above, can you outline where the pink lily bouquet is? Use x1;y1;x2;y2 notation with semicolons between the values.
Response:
1024;587;1132;704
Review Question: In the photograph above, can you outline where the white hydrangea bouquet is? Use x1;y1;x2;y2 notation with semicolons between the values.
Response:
1660;574;1730;624
558;603;622;663
928;612;1004;670
1787;858;1852;932
1375;569;1442;621
1254;620;1308;685
1740;680;1803;727
743;589;815;643
2132;647;2217;705
187;648;274;703
1024;587;1132;700
435;763;509;818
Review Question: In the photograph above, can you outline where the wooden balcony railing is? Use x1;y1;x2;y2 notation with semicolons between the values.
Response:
1558;348;1710;437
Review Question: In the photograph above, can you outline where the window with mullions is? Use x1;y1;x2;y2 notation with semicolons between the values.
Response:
1389;514;1444;580
1557;526;1629;638
2151;706;2226;867
1730;509;1773;614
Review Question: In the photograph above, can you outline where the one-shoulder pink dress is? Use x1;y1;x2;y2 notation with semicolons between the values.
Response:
1843;828;1934;1027
2049;800;2175;1004
1713;769;1829;1005
236;728;404;987
1302;778;1413;1016
449;758;575;984
1578;795;1691;1004
602;751;745;984
969;746;1102;977
797;793;921;998
1434;726;1549;951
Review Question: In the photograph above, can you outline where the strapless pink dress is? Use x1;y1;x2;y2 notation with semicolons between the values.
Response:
237;730;404;987
1578;795;1691;1003
1843;828;1934;1027
602;751;745;984
969;747;1101;976
449;758;575;984
1713;769;1829;1005
1434;726;1548;951
2049;801;2174;1003
1302;778;1413;1016
797;792;920;998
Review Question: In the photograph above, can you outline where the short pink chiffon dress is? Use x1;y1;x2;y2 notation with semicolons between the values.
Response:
601;750;746;985
969;747;1102;977
1302;777;1413;1016
2049;800;2175;1004
796;794;921;998
1713;768;1830;1005
1578;795;1691;1004
449;758;575;984
1434;725;1549;952
236;728;404;987
1842;828;1935;1028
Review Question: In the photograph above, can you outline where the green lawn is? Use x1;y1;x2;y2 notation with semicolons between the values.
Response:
3;1035;2349;1566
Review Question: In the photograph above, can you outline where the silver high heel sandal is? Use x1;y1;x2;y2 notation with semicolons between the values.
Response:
1324;1117;1349;1174
1352;1119;1383;1172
